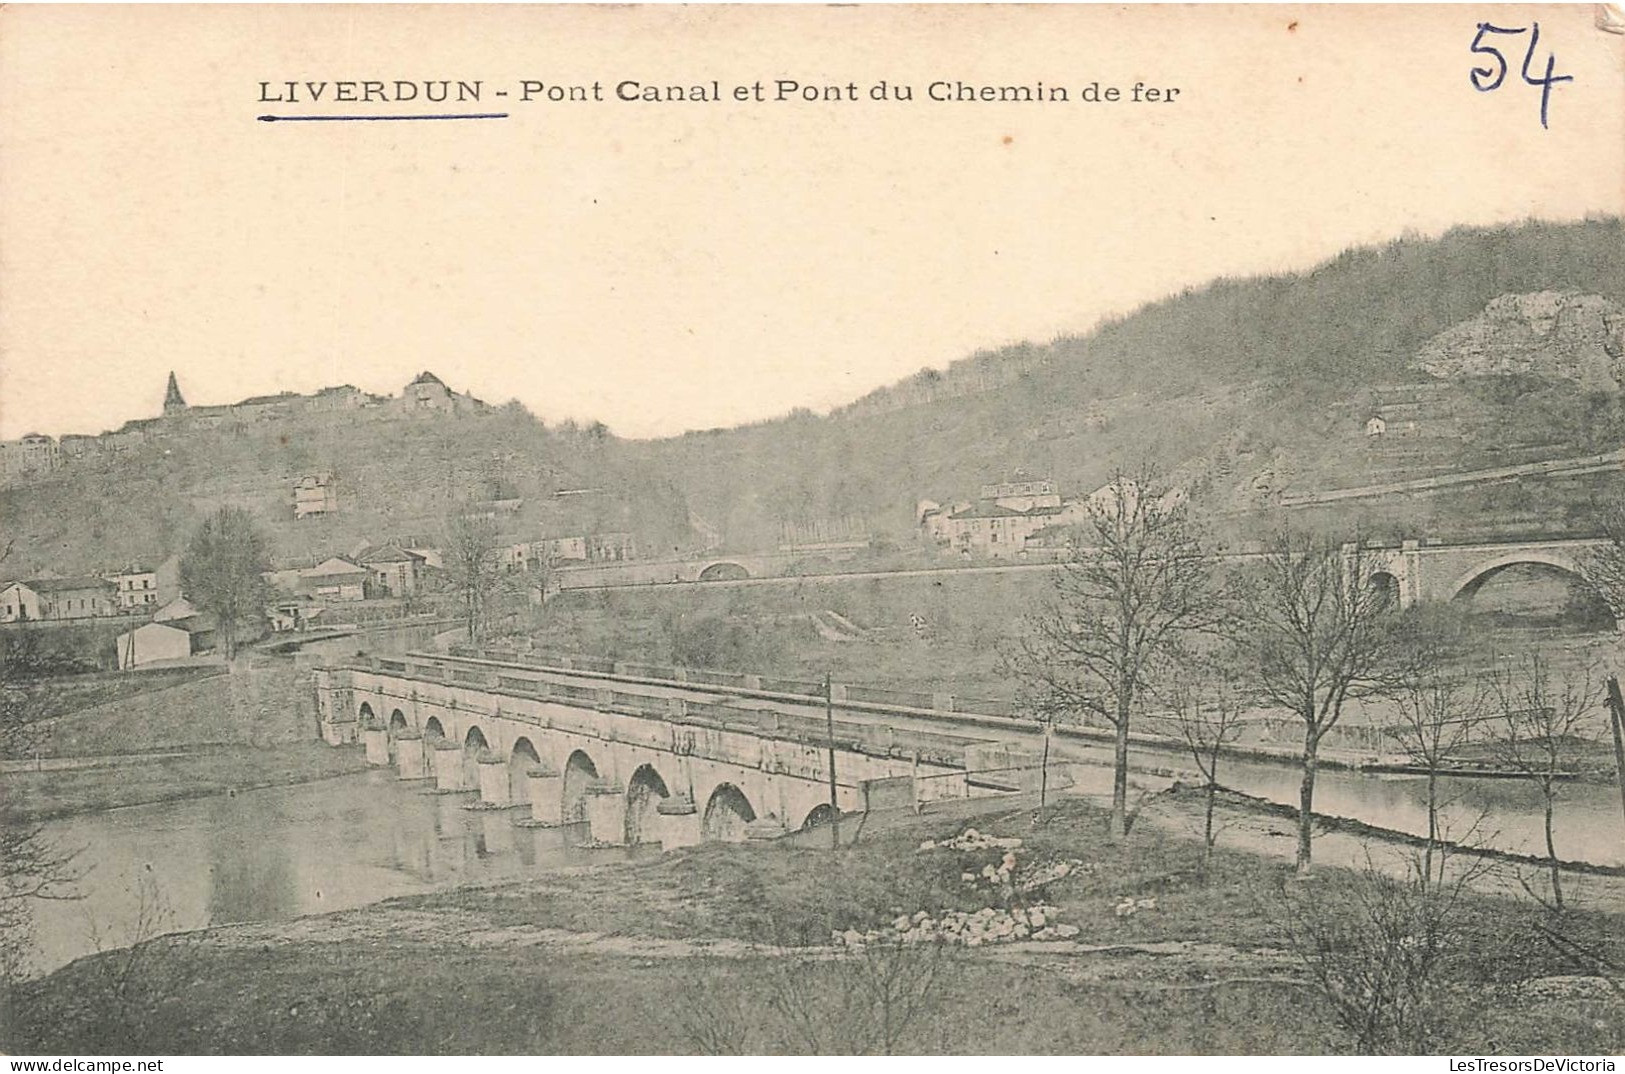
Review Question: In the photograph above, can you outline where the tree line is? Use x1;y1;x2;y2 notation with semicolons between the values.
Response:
1006;467;1619;902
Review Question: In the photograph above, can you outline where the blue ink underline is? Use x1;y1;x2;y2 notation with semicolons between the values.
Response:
257;113;509;123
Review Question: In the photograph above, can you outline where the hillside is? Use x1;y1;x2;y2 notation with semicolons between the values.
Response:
3;216;1622;574
623;217;1625;548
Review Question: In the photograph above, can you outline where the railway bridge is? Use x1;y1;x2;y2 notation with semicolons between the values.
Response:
314;651;1012;851
1348;536;1614;615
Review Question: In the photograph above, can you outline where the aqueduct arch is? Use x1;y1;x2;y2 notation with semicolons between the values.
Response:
508;738;540;803
561;750;600;825
462;726;489;791
702;783;756;842
624;764;671;845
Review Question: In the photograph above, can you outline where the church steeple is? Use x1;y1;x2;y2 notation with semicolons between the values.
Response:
162;371;187;415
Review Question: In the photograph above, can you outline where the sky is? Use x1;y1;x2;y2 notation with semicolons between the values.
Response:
0;4;1621;441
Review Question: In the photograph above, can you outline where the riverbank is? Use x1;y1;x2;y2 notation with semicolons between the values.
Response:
3;742;371;822
5;789;1620;1055
3;656;378;822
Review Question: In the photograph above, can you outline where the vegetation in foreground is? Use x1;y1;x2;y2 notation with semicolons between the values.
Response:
3;794;1620;1055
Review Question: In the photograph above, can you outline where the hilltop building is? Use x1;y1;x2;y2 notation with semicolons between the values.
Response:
0;433;62;480
162;371;187;415
400;371;487;415
294;472;338;519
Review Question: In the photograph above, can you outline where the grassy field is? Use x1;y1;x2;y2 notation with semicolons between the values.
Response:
4;792;1620;1055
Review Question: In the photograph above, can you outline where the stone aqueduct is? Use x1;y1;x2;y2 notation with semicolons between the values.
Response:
314;653;979;851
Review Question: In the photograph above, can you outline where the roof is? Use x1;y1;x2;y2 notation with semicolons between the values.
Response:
408;371;447;388
138;615;215;635
24;576;116;594
949;502;1028;520
236;392;298;407
356;543;424;564
153;597;198;622
304;557;367;578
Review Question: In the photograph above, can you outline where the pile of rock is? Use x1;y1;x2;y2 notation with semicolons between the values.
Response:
832;905;1082;949
918;828;1023;853
1112;896;1159;917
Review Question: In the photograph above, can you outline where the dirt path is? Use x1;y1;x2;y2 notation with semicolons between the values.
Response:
192;903;1303;989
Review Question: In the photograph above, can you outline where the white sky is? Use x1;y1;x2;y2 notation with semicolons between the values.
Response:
0;4;1620;440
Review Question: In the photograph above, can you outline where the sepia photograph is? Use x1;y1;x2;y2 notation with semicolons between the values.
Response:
0;2;1623;1059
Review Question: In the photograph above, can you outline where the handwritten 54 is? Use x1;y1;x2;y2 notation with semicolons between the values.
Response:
1470;21;1573;130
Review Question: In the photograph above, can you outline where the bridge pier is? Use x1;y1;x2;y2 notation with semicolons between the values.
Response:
525;766;564;825
395;731;428;780
656;794;701;850
362;725;390;767
476;752;510;805
584;780;627;844
430;740;466;791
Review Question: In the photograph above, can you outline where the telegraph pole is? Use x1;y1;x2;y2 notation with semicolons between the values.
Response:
1605;676;1625;855
825;671;840;850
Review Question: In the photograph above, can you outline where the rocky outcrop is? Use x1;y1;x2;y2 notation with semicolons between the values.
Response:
1415;292;1625;389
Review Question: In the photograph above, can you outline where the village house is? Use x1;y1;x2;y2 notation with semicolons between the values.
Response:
267;596;324;633
356;542;427;597
1;577;118;621
116;615;216;669
105;566;160;611
299;557;368;602
585;532;637;562
543;535;588;563
152;596;199;622
919;477;1089;560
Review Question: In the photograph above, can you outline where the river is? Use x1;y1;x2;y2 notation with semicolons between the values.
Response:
26;770;637;977
23;619;1625;976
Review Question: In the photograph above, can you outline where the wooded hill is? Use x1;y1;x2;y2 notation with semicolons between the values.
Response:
3;216;1621;576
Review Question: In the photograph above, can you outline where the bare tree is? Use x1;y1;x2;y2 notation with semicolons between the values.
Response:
1233;530;1400;875
679;940;950;1056
442;507;502;645
1487;651;1596;911
1160;659;1247;874
1580;498;1625;625
1280;840;1494;1055
180;505;271;660
1390;607;1494;887
1008;468;1221;838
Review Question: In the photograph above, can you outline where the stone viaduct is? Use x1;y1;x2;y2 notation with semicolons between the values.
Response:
554;535;1621;625
1347;537;1614;616
314;652;994;851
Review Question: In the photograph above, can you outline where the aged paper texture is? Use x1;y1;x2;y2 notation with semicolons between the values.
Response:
0;3;1623;1059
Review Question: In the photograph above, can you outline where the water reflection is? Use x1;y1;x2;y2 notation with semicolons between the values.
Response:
28;770;631;976
1082;741;1625;868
